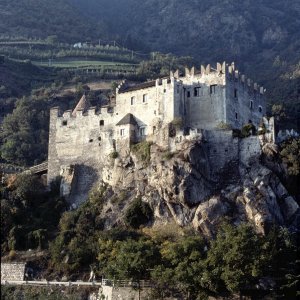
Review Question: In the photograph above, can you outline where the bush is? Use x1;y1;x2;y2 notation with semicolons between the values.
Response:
217;121;232;130
131;141;152;163
110;151;119;159
241;123;256;138
124;198;153;228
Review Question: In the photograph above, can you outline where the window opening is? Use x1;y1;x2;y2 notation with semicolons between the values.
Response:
100;120;104;126
194;87;201;97
143;94;148;103
62;120;67;126
140;127;146;136
120;129;125;136
250;100;253;109
234;88;238;98
258;106;263;113
210;85;217;94
187;91;191;98
131;96;135;105
235;112;238;120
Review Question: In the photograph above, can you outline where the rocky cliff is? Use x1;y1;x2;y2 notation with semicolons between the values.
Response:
61;129;299;237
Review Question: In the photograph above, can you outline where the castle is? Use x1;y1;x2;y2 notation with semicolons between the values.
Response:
47;62;267;204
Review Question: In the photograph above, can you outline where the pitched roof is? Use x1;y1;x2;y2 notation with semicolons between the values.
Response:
72;94;91;116
116;113;138;126
118;80;156;93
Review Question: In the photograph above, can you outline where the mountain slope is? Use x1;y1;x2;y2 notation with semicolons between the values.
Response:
0;0;107;42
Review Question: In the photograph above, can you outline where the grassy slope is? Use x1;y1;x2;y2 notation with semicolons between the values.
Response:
0;58;55;97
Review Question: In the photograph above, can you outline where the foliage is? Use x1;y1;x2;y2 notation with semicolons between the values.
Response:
49;185;109;274
124;198;153;229
131;141;152;163
1;174;66;253
241;123;256;138
217;121;232;130
0;96;50;166
103;238;159;282
280;138;300;176
109;151;119;159
201;223;266;295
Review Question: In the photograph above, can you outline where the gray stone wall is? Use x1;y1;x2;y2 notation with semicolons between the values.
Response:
1;263;26;281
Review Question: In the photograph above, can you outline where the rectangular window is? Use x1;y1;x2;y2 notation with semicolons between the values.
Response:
235;112;238;120
120;129;125;136
187;91;191;97
140;127;146;136
258;106;263;113
250;100;253;109
62;120;67;126
194;87;201;97
234;88;238;98
100;120;104;126
210;85;217;94
143;94;148;103
131;96;135;105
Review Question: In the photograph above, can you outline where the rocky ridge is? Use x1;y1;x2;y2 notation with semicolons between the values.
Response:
61;130;299;237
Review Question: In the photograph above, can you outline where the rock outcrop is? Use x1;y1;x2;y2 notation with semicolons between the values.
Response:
62;131;299;236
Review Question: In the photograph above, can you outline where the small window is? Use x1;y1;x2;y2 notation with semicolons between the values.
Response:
258;106;263;113
98;137;101;141
234;88;238;98
100;120;104;126
89;139;93;143
62;120;67;126
143;94;148;103
235;112;238;120
210;85;217;94
140;127;146;136
163;89;166;93
250;100;253;109
120;129;125;136
187;91;191;98
131;96;135;105
153;126;156;134
194;87;200;97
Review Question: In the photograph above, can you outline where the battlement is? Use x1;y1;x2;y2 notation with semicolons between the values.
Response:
226;62;265;95
51;106;114;120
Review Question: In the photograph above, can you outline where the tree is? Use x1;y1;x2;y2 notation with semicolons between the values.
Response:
124;198;153;229
155;236;208;299
280;138;300;176
201;223;267;297
104;238;159;299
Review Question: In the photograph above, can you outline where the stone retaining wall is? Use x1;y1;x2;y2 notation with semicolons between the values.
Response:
1;262;26;281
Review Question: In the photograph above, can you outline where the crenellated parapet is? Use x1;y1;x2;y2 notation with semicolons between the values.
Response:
226;62;265;95
168;62;265;95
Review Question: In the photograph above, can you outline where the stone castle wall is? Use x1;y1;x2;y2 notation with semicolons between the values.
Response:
47;62;267;205
1;263;26;281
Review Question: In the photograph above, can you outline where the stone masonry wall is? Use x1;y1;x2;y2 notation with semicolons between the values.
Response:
1;263;26;281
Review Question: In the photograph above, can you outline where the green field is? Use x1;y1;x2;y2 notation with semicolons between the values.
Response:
33;59;135;69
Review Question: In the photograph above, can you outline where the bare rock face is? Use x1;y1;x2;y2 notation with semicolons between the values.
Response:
64;134;299;236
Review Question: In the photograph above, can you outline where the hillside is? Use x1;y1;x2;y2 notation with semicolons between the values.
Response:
0;58;55;97
0;0;106;42
1;0;299;128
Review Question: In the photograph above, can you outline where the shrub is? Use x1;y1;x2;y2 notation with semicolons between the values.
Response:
124;198;153;228
131;141;152;163
110;151;119;159
217;121;232;130
241;123;256;138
